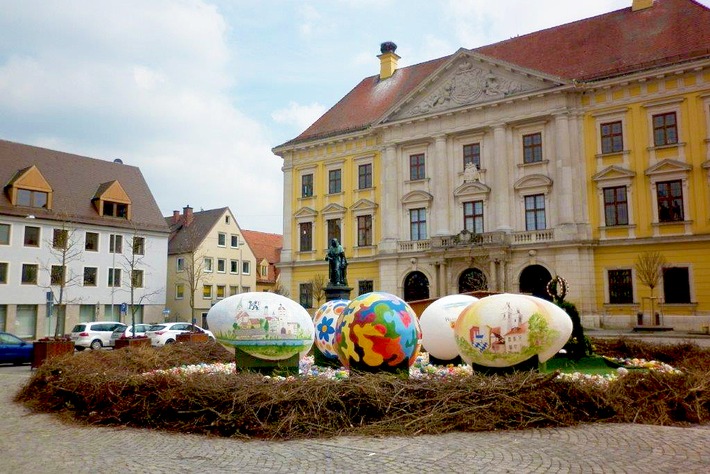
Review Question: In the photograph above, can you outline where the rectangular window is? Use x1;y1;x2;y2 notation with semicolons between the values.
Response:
225;215;230;224
132;236;145;255
299;222;312;252
216;285;226;299
663;267;691;304
176;257;184;272
217;258;226;273
21;264;38;284
231;234;239;248
108;268;121;287
218;232;226;247
409;153;425;180
358;163;372;189
302;173;314;197
230;260;239;274
0;262;8;284
603;186;629;226
175;283;184;299
131;270;144;288
357;215;372;247
358;280;373;296
109;234;123;253
85;232;99;251
523;132;543;163
83;267;97;286
50;265;65;285
652;112;678;146
102;201;128;218
52;229;68;249
203;285;213;299
463;143;481;169
230;285;238;296
0;223;9;245
242;261;251;275
410;208;427;241
24;226;40;247
328;169;342;194
524;194;546;230
15;304;37;339
657;180;684;222
17;189;48;208
204;257;213;272
463;201;484;234
608;269;633;304
260;264;268;278
299;283;313;309
600;121;623;154
241;286;250;293
327;219;341;244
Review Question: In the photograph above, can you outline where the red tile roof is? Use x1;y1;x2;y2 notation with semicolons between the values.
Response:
242;230;283;284
277;0;710;147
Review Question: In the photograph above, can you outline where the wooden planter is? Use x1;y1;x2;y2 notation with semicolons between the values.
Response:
176;332;209;343
114;337;152;350
32;339;75;369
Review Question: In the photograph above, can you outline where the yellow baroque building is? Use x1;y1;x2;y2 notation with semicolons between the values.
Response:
273;0;710;330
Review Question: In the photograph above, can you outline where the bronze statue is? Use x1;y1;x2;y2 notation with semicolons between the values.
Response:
325;238;348;286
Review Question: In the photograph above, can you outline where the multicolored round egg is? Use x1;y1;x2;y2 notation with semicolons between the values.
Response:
335;292;422;372
313;299;349;360
453;293;572;368
419;294;478;361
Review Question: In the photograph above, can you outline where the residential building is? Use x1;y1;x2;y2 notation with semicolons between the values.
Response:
241;230;283;293
272;0;710;329
165;206;256;328
0;139;169;339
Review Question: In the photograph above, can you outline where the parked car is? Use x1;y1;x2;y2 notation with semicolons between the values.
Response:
0;332;33;365
108;324;153;347
70;322;126;351
146;322;215;346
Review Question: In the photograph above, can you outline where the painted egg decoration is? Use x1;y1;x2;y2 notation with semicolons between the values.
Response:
419;294;478;361
313;299;349;360
207;292;314;361
335;292;422;372
453;293;572;368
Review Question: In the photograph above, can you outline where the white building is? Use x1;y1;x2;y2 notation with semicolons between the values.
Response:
0;139;169;338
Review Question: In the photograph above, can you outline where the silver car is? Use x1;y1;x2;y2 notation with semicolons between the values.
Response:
70;322;126;351
109;324;152;347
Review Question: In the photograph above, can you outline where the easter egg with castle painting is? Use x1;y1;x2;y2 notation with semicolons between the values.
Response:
207;292;314;361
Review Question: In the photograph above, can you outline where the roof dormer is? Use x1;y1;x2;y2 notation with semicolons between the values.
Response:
92;180;132;219
4;164;53;209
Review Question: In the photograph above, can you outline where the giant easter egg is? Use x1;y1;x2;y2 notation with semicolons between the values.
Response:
453;293;572;368
313;299;349;360
419;294;478;361
335;292;421;372
207;292;314;361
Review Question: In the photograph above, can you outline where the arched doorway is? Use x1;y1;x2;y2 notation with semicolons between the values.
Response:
403;271;430;302
519;265;553;300
458;268;488;293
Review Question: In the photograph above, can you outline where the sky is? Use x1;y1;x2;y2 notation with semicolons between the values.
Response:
2;0;708;234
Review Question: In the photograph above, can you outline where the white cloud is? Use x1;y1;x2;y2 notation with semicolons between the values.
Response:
272;101;327;131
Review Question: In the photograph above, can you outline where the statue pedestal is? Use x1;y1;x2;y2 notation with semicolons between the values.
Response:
325;285;352;302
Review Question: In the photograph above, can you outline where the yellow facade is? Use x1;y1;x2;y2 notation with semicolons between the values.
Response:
584;65;710;329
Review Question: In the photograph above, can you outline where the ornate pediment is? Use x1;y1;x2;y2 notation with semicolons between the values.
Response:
513;174;553;191
401;190;433;205
645;159;692;177
386;50;565;121
453;181;491;197
592;165;636;182
350;199;378;212
321;203;347;216
293;207;317;220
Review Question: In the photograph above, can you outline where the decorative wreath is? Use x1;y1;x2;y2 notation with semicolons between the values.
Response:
546;275;569;301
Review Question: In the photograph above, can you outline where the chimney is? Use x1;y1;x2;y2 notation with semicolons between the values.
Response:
378;41;399;80
172;210;181;224
182;205;194;226
632;0;654;11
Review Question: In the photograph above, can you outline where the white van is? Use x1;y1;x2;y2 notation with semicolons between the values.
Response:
70;322;126;350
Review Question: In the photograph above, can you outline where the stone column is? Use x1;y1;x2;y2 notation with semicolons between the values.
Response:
380;145;399;253
493;124;512;231
489;258;497;292
554;112;574;226
280;154;294;263
432;135;451;236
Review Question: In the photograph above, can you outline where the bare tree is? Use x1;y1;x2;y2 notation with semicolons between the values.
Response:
39;217;84;338
635;251;666;324
310;274;327;308
270;281;290;297
174;224;211;325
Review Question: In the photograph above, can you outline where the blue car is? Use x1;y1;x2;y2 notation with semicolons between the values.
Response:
0;332;34;365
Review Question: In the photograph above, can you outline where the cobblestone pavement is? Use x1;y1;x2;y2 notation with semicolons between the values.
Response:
2;368;710;473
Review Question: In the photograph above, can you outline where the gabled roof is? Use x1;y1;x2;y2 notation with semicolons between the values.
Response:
275;0;710;148
0;139;168;232
241;230;283;284
166;207;228;255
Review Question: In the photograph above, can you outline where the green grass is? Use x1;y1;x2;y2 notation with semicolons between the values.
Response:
539;355;643;375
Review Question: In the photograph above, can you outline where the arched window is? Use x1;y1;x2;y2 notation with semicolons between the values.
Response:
403;271;429;302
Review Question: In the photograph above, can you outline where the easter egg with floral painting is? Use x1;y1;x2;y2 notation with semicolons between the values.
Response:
313;299;349;360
